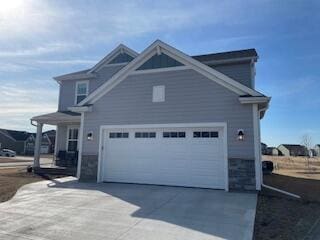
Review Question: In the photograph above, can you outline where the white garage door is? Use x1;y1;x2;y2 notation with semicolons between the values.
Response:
101;126;226;189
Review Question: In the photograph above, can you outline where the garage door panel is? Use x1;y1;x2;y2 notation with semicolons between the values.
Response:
102;126;226;189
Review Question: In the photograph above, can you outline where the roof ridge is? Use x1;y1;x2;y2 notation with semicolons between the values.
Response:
192;48;257;58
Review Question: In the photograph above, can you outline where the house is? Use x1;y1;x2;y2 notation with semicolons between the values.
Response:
315;145;320;156
278;144;308;157
0;129;30;154
24;130;56;155
31;40;270;191
266;147;279;156
261;142;267;154
0;128;55;155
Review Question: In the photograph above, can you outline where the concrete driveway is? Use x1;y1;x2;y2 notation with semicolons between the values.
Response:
0;177;257;240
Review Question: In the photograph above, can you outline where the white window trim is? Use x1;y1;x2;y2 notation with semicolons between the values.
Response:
66;125;80;152
152;85;165;102
75;80;89;105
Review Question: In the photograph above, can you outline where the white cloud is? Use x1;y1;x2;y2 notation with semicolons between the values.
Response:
0;63;35;72
35;59;97;66
0;83;58;130
0;42;82;57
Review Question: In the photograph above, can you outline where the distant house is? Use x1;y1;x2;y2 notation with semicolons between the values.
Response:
315;145;320;156
0;128;55;155
278;144;308;157
24;132;54;155
266;147;279;156
0;129;30;154
261;143;267;155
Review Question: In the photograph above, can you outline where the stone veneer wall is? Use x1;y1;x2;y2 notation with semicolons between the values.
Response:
80;154;98;182
228;158;256;191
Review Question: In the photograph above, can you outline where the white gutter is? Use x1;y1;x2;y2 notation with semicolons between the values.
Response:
258;106;301;199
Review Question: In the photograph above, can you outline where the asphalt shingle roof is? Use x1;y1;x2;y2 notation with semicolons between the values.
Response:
0;129;30;141
192;49;258;63
55;49;258;80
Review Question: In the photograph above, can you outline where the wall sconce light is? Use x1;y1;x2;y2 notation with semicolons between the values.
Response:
237;129;244;141
87;132;93;141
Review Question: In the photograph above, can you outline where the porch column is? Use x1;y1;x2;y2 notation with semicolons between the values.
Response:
34;123;43;168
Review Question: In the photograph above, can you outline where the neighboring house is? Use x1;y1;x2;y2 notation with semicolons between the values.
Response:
315;145;320;156
0;128;55;155
24;131;55;155
266;147;279;156
31;40;270;191
0;129;30;154
261;142;267;155
278;144;308;157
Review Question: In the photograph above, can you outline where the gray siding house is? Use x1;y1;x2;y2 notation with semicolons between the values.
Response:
0;129;29;154
278;144;308;157
32;40;270;191
0;129;54;155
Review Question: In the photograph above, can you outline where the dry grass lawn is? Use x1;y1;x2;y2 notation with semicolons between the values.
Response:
0;167;56;203
254;156;320;240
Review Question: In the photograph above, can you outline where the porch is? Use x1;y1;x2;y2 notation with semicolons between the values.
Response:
31;111;81;176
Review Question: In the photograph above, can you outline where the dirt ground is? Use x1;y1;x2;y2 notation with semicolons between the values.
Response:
254;167;320;239
0;167;61;203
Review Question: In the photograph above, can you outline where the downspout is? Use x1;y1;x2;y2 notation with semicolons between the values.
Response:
258;106;301;199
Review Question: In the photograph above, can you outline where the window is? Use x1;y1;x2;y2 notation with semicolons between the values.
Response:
135;132;156;138
67;127;79;152
109;132;129;138
75;81;89;104
152;85;165;102
163;132;185;138
193;131;219;138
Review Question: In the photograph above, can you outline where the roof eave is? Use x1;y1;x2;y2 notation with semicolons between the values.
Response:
200;56;258;66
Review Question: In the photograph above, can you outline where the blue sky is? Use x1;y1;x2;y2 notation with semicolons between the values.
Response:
0;0;319;147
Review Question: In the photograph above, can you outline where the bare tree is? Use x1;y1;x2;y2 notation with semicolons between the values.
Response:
301;134;313;170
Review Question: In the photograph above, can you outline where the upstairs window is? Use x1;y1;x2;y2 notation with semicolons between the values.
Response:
75;81;89;104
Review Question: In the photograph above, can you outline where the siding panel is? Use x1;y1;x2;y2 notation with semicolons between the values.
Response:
82;69;255;159
210;62;252;88
58;65;125;111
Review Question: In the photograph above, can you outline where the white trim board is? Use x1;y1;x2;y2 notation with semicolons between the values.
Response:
253;104;261;190
97;122;229;191
77;40;263;107
77;113;84;179
89;44;138;73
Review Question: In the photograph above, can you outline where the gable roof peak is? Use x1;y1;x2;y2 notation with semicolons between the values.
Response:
89;44;139;73
74;39;266;107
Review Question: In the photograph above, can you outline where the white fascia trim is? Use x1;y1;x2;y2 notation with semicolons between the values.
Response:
89;44;138;73
101;62;128;68
130;66;191;75
77;46;158;106
158;42;262;96
253;104;261;190
97;122;229;191
239;96;271;104
54;73;95;82
200;56;258;66
68;106;92;113
78;40;263;106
